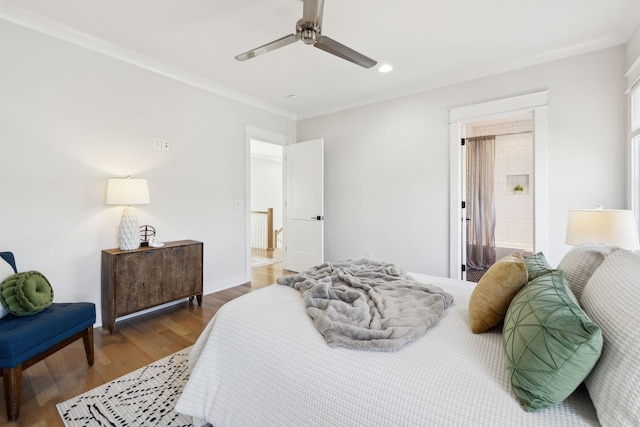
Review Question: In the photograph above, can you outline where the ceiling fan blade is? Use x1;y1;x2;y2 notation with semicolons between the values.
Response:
235;34;299;61
302;0;324;30
314;36;377;68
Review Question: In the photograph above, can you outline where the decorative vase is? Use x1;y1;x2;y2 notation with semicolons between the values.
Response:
118;206;141;250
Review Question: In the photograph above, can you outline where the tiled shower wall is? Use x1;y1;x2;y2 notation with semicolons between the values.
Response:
468;119;534;251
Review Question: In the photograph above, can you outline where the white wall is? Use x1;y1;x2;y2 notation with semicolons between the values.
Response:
0;20;295;324
298;46;627;274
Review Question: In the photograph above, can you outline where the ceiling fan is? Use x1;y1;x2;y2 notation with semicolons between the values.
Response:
235;0;376;68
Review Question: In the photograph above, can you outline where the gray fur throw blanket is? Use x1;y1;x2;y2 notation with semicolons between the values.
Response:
277;257;454;352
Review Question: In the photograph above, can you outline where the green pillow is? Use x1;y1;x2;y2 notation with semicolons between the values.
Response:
503;270;602;411
0;271;54;316
523;252;554;281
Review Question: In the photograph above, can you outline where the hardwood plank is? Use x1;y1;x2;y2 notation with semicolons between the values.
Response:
0;264;290;426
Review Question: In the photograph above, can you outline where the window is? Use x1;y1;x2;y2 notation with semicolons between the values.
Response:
633;83;640;134
631;82;640;231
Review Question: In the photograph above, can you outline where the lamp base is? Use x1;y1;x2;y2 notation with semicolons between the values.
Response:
118;206;141;251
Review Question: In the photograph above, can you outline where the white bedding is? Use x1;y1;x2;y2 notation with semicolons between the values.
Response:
176;274;599;426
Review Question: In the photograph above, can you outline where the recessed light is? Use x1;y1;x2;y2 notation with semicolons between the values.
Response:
287;94;299;100
378;64;393;73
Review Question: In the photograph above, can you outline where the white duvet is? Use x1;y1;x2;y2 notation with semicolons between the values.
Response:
176;274;599;426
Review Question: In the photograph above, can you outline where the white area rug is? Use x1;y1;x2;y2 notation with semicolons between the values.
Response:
251;256;280;268
57;347;193;426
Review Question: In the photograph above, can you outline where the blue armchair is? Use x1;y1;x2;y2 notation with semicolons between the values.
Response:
0;252;96;421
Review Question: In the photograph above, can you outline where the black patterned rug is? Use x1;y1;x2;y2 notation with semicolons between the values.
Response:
57;347;192;426
466;268;487;283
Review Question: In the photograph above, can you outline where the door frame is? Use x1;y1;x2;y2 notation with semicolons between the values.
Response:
244;126;293;280
448;91;549;279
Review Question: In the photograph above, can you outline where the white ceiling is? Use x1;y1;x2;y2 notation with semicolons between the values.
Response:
2;0;640;119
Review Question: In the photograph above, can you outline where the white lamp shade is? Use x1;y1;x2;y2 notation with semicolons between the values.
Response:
106;178;150;205
566;209;639;250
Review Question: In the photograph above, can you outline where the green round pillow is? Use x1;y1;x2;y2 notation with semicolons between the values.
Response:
0;271;54;316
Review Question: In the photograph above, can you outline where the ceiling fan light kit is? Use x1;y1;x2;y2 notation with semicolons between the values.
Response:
378;64;394;73
235;0;376;68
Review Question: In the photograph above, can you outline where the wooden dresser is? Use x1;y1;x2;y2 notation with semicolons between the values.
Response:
101;239;203;334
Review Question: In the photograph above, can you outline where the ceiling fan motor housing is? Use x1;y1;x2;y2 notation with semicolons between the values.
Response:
301;29;318;44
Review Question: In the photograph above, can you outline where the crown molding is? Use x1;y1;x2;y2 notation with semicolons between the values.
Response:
0;1;297;121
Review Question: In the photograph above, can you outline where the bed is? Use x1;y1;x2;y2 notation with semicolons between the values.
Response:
176;245;640;426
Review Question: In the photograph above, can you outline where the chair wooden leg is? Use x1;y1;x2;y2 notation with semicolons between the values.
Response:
82;325;94;366
3;365;22;422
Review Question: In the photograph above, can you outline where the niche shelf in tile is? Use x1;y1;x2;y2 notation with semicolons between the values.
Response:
507;174;529;194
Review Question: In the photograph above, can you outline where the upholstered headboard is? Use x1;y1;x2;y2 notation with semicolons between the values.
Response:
0;252;17;273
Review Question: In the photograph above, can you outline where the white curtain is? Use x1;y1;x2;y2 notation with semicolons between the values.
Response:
466;136;496;270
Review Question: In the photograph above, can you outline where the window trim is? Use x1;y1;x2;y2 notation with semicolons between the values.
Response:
630;81;640;238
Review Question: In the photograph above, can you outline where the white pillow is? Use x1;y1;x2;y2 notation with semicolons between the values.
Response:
557;242;611;301
581;249;640;426
0;256;16;319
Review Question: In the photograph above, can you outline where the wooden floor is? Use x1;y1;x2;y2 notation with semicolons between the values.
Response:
2;260;287;427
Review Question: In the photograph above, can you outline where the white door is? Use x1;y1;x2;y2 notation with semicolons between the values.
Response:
283;139;324;272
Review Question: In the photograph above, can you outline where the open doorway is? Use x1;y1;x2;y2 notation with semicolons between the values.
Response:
464;114;534;282
250;139;284;269
448;91;549;281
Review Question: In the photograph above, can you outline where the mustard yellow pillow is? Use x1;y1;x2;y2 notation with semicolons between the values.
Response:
468;252;527;333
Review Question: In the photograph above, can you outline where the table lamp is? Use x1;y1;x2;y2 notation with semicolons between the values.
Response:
106;176;151;250
565;207;639;250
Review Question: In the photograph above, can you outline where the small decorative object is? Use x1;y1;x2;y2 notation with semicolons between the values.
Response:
149;237;164;248
106;176;151;251
140;225;156;247
513;184;524;193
